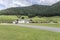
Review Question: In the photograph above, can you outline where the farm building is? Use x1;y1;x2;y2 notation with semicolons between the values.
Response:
13;19;30;24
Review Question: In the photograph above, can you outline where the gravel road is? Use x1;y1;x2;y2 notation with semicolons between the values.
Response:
15;24;60;32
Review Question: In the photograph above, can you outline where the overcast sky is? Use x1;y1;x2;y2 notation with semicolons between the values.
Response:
0;0;60;10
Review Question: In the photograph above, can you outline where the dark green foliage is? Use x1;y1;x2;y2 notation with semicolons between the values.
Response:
0;5;49;17
42;1;60;17
21;17;25;19
0;1;60;17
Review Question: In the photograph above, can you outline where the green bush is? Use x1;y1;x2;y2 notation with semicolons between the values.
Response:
31;16;47;23
0;15;18;23
0;15;60;23
31;16;60;23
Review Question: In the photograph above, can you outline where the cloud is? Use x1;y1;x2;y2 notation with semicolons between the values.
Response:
40;0;60;5
12;0;32;7
0;0;60;10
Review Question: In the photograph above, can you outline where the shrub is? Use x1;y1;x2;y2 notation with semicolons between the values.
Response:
0;15;18;23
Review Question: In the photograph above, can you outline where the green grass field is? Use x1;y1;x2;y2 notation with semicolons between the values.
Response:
0;25;60;40
27;23;60;27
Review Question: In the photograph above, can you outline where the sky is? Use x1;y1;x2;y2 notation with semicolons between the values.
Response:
0;0;60;10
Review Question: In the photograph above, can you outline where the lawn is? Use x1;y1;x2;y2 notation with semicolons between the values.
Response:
27;23;60;27
0;25;60;40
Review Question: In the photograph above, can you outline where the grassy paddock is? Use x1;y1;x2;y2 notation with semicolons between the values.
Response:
27;23;60;27
0;25;60;40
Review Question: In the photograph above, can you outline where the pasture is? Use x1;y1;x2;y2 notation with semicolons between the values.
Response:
0;25;60;40
27;23;60;27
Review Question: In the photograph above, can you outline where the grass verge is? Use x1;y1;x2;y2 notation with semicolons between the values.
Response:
0;25;60;40
27;23;60;27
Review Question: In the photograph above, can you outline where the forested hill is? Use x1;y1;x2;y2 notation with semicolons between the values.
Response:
42;1;60;16
0;1;60;17
0;4;50;16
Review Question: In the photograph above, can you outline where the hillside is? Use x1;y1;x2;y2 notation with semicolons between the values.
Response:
0;4;50;17
0;1;60;17
42;1;60;16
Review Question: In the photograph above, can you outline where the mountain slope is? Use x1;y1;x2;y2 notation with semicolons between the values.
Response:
0;1;60;17
0;4;50;17
41;1;60;16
